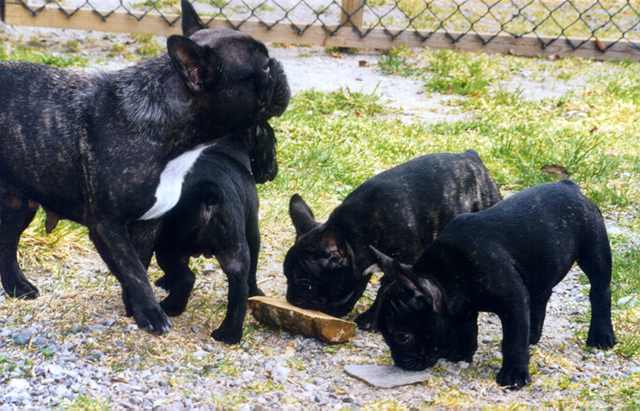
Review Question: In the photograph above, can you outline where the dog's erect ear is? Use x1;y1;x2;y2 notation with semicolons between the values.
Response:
181;0;206;37
413;279;443;313
167;35;210;93
368;246;396;277
289;194;318;238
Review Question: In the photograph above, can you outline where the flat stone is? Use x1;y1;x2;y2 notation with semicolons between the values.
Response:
344;364;432;388
248;296;356;344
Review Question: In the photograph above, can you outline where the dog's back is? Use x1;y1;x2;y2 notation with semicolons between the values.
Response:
330;150;501;262
156;135;259;256
431;180;609;289
0;63;95;209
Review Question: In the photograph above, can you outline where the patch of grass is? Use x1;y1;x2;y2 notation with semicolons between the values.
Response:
0;45;87;68
64;40;81;53
378;46;422;77
132;0;179;10
425;49;491;96
63;395;110;411
132;33;163;58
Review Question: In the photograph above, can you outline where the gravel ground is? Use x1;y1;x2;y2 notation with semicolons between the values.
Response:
0;25;639;409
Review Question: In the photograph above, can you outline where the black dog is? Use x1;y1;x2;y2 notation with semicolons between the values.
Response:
371;180;616;389
284;150;501;330
151;123;275;344
0;0;289;334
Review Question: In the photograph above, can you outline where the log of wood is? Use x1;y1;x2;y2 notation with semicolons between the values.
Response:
248;296;356;344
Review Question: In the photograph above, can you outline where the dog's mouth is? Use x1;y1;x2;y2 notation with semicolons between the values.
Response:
393;353;437;371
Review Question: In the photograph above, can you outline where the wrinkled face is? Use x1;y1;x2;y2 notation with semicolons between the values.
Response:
378;284;449;371
170;3;290;133
368;245;452;371
283;229;367;317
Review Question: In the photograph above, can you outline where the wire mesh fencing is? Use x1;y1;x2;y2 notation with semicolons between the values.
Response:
2;0;640;59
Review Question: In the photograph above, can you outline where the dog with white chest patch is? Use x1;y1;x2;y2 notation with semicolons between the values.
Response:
0;0;290;335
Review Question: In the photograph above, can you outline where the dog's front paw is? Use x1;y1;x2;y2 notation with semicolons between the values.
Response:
496;365;531;389
6;280;39;300
587;329;616;349
355;311;378;332
131;302;172;335
447;350;474;364
249;287;265;297
159;296;188;317
212;325;242;345
154;275;174;291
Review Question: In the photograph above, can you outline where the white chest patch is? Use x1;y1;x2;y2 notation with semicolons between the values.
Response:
139;144;213;220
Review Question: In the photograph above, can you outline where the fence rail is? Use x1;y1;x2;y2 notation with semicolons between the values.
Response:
2;0;639;60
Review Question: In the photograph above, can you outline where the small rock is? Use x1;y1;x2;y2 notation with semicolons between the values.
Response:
193;350;208;360
271;364;289;384
11;329;34;346
54;385;72;399
88;351;103;362
101;318;116;327
31;336;49;348
45;364;66;378
241;370;255;380
7;378;30;392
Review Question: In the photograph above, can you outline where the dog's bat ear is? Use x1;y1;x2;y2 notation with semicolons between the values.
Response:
251;122;278;184
412;279;443;313
167;35;208;93
368;246;396;278
181;0;206;37
289;194;318;238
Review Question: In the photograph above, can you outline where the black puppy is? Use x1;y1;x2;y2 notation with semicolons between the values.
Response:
284;150;502;330
0;0;289;334
151;124;275;344
371;180;616;389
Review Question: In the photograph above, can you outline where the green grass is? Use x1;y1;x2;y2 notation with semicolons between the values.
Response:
0;43;87;68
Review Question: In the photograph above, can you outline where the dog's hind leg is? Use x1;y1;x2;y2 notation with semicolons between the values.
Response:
0;193;39;299
246;213;264;297
89;223;171;334
212;243;251;344
156;250;195;317
578;219;616;349
529;290;551;345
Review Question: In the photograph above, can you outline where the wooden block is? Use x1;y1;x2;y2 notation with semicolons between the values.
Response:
248;296;356;344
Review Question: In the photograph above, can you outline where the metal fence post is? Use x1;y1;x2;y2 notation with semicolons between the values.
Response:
340;0;364;29
0;0;5;22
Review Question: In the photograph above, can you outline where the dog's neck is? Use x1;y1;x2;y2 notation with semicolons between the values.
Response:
205;135;253;176
114;55;194;130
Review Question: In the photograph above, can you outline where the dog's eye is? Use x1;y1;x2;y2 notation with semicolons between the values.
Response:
296;279;313;292
394;332;414;346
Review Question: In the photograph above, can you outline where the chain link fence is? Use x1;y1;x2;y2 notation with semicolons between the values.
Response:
2;0;640;59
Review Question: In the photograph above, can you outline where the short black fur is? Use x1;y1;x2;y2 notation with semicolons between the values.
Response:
373;181;616;389
283;151;502;330
151;125;275;344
